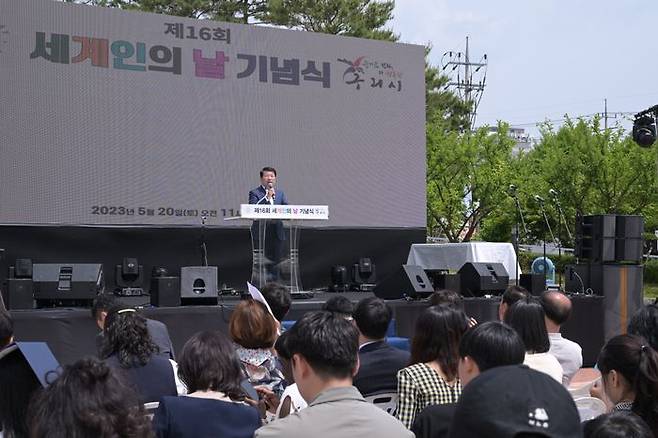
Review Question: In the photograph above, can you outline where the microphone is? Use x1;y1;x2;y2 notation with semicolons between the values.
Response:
534;195;545;203
267;182;275;201
549;189;558;197
507;184;517;197
201;215;207;225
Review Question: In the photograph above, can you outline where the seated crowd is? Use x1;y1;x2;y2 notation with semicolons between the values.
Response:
1;286;658;437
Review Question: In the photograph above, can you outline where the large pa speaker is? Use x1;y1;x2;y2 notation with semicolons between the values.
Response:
520;273;546;296
33;263;103;306
458;262;509;297
150;276;180;307
373;265;433;300
565;263;643;340
180;266;218;305
4;278;34;310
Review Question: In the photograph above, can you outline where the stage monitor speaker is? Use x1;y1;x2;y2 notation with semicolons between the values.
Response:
429;272;461;294
458;262;509;297
4;278;34;310
150;276;181;307
180;266;218;305
14;259;33;278
520;273;546;296
373;265;433;300
33;263;103;306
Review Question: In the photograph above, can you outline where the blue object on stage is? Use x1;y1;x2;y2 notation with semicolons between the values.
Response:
531;256;556;285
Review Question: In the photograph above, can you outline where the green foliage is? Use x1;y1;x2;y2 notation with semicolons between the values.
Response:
426;121;516;241
268;0;396;40
479;116;658;246
645;259;658;284
516;251;576;276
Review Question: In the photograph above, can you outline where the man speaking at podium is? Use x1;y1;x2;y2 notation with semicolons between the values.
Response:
248;167;288;206
249;167;288;282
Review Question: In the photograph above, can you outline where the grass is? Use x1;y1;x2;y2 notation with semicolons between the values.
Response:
644;283;658;301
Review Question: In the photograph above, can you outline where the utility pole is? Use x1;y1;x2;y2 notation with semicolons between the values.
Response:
604;98;608;130
441;37;488;129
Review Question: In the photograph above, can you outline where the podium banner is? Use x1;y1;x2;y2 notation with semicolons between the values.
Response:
240;204;329;220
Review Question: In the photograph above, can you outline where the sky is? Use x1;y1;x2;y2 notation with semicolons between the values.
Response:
390;0;658;138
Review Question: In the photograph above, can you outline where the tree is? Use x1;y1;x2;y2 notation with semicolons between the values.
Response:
426;121;517;242
267;0;396;41
479;117;658;246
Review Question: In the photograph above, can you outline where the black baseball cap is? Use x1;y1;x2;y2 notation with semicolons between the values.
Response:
448;364;582;438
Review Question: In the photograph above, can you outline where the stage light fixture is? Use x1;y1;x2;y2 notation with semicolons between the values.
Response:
632;114;656;147
329;265;349;292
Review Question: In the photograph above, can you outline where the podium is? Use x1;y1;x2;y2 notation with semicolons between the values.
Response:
239;204;329;293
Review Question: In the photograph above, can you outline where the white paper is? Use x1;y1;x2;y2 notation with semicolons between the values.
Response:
247;282;275;320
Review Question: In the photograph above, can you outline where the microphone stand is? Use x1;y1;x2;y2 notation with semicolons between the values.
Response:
510;192;528;286
536;198;556;287
551;193;571;289
200;216;208;267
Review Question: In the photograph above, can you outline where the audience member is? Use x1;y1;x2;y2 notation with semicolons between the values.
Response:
321;295;354;319
273;331;307;419
505;296;563;383
448;364;581;438
352;296;409;395
0;308;13;350
593;334;658;436
101;306;180;403
27;357;153;438
628;301;658;351
540;290;583;385
254;311;413;438
412;321;526;438
429;289;463;310
396;305;469;429
153;331;261;438
584;412;653;438
229;299;284;396
498;285;529;321
92;294;175;360
0;342;41;437
260;282;292;323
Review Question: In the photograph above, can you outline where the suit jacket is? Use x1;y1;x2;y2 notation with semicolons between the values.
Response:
254;386;414;438
353;340;410;396
248;185;288;206
248;186;288;242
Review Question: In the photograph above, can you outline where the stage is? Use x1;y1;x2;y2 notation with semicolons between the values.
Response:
10;292;605;367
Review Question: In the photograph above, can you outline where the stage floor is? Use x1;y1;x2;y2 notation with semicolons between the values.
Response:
10;293;605;366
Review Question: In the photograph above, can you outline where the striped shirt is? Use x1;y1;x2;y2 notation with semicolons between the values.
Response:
395;363;461;429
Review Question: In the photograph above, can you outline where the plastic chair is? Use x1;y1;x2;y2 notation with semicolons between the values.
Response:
574;397;607;422
364;392;398;416
144;401;159;420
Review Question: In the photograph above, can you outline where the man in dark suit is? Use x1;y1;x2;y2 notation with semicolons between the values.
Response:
352;296;409;396
249;167;289;282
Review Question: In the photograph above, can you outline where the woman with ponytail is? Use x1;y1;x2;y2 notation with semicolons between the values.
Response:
595;334;658;436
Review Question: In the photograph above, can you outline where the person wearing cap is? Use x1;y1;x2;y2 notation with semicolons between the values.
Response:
448;364;582;438
412;321;526;438
591;334;658;436
540;291;583;386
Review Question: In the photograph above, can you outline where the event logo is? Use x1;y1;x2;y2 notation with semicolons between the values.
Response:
338;55;402;92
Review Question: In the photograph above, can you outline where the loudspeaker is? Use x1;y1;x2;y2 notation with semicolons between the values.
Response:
150;276;180;307
180;266;218;305
14;259;33;278
429;272;461;294
33;263;103;306
520;273;546;296
565;263;643;340
4;278;34;309
458;262;509;297
615;215;643;239
373;265;433;300
575;215;644;263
